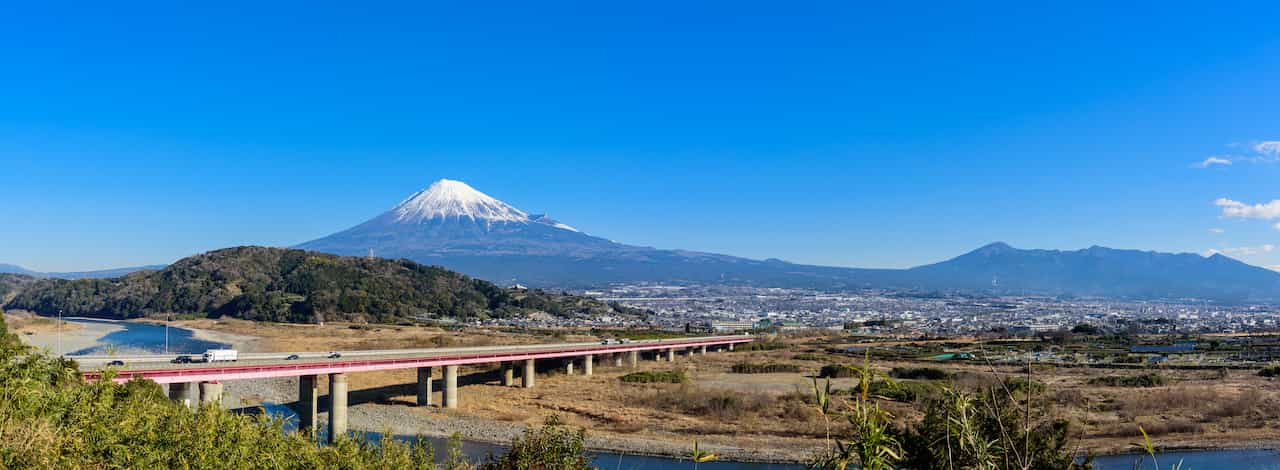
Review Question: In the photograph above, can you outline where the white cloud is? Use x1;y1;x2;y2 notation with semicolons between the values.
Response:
1256;141;1280;157
1269;265;1280;272
1205;244;1275;258
1208;228;1225;234
1196;140;1280;167
1275;222;1280;231
1216;198;1280;220
1195;156;1233;168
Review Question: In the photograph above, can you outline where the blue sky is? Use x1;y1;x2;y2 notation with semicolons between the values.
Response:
2;2;1279;272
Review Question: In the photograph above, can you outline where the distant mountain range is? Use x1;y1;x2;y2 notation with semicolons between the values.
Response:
0;263;165;280
297;179;1280;302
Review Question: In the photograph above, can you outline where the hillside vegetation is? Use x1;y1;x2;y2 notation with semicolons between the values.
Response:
0;274;36;303
3;246;643;324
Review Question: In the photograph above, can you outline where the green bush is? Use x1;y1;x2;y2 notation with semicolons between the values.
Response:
730;362;801;374
865;380;939;402
1258;366;1280;378
888;367;952;380
480;418;592;470
738;341;788;351
1086;373;1167;387
793;353;824;361
619;371;688;383
819;364;859;378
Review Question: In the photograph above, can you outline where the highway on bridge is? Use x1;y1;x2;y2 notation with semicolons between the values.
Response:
77;334;755;442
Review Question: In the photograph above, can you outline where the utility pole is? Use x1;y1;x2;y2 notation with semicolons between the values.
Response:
165;314;170;354
57;309;63;356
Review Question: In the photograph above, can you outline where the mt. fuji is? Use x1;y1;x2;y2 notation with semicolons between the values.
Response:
297;180;1280;301
296;179;842;287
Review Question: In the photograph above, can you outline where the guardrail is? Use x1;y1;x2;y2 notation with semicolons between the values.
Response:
84;336;754;384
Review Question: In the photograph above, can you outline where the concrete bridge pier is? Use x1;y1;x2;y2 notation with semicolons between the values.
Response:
416;367;433;406
629;350;639;368
169;382;196;408
328;373;348;443
729;343;735;352
502;362;515;386
199;381;223;406
443;365;459;409
614;353;623;367
666;348;676;361
583;355;593;376
523;359;536;388
700;345;707;355
564;359;575;375
298;375;318;432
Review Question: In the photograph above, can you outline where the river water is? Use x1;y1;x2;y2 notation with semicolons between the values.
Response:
64;318;228;355
69;319;1280;469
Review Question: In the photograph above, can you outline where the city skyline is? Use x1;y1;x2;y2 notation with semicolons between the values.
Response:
2;3;1278;272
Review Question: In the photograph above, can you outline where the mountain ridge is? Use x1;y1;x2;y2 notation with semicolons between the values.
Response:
295;180;1280;302
3;246;645;322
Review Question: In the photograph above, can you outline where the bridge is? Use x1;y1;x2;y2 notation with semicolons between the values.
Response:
79;335;754;442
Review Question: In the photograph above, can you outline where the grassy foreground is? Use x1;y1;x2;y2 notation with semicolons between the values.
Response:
0;314;589;469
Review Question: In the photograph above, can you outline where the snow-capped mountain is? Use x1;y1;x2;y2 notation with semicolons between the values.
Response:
391;179;531;226
297;180;1280;300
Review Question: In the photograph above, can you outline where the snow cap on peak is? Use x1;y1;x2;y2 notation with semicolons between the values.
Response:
393;179;529;224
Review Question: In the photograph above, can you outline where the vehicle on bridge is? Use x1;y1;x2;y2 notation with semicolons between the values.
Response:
171;355;194;364
202;349;238;363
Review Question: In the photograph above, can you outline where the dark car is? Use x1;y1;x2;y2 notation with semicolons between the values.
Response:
171;355;194;364
327;352;342;359
107;360;125;367
285;354;301;361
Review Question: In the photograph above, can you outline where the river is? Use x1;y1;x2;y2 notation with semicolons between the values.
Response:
62;317;230;355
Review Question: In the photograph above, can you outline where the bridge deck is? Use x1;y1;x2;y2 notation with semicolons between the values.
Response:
82;335;754;384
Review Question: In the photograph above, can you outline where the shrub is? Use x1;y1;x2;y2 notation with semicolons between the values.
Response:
738;342;788;351
730;362;801;374
1087;373;1167;388
479;418;592;470
619;371;687;383
1258;365;1280;378
888;367;951;380
865;380;939;402
819;364;859;378
793;353;824;361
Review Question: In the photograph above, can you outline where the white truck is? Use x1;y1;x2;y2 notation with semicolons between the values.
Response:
202;349;238;363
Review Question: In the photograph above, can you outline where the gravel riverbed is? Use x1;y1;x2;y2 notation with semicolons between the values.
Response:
221;377;809;463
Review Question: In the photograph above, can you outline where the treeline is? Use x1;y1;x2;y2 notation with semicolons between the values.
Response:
3;246;644;324
0;273;35;303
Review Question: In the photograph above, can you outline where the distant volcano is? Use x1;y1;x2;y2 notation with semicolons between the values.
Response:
297;180;1280;301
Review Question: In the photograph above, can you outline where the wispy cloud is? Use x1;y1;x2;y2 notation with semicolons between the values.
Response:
1205;244;1276;257
1216;198;1280;220
1195;156;1233;168
1208;227;1225;234
1194;140;1280;168
1274;222;1280;231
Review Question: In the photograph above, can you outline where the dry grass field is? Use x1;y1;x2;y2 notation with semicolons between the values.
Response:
176;321;1280;458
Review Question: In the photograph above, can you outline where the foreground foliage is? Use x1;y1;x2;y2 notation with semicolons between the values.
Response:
811;355;1091;470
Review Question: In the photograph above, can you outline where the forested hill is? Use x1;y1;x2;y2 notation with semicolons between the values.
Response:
2;246;644;323
0;274;36;303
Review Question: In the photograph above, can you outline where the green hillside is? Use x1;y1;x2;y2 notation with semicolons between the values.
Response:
3;246;643;323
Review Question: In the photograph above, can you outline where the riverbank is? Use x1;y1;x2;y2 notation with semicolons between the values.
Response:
5;311;116;354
